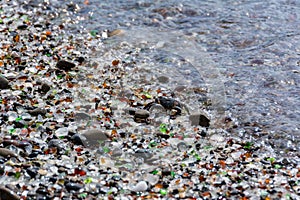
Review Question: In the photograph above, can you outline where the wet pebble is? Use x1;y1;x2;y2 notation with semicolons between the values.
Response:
0;75;9;89
74;112;91;121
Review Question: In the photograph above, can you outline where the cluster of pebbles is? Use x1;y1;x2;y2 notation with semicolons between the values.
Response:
0;1;299;199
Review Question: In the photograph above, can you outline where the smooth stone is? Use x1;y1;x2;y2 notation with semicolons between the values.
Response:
189;114;210;127
0;186;20;200
134;109;150;119
0;148;18;158
56;60;75;71
65;182;83;191
131;181;148;192
157;75;169;83
28;108;47;116
0;75;9;89
71;134;84;145
108;29;124;37
41;83;51;93
81;129;109;148
74;112;91;121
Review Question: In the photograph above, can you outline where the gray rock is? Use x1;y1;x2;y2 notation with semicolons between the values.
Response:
0;148;18;158
134;109;150;119
28;108;47;116
157;75;169;83
189;114;210;127
81;129;109;148
74;112;91;121
0;75;9;89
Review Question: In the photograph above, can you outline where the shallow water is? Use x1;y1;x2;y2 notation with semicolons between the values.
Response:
70;0;300;155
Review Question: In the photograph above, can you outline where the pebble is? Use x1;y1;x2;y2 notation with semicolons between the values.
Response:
40;83;51;93
65;182;84;191
130;181;148;192
0;75;9;89
108;29;124;37
0;186;20;200
0;1;299;199
134;109;150;119
56;60;76;71
74;112;91;121
70;134;85;145
189;114;210;127
28;108;47;116
0;148;18;158
81;129;109;148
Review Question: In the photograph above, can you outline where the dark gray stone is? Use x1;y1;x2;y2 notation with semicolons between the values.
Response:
0;75;9;89
81;129;109;148
41;83;51;93
189;114;210;127
28;108;47;116
0;186;20;200
134;109;150;119
56;60;75;71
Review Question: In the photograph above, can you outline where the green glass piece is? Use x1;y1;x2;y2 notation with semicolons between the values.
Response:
160;189;167;195
159;123;167;134
84;177;93;184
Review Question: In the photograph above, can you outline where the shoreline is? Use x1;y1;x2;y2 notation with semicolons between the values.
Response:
0;1;299;199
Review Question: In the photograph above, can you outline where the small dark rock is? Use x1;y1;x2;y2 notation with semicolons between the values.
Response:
156;133;170;139
157;76;169;83
0;75;9;89
65;182;83;191
0;186;20;200
75;56;85;64
199;130;207;137
41;83;51;93
56;60;75;71
17;24;28;30
189;114;210;127
28;108;47;116
26;167;39;178
71;134;84;145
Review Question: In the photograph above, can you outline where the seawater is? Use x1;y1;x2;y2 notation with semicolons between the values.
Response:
72;0;300;155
